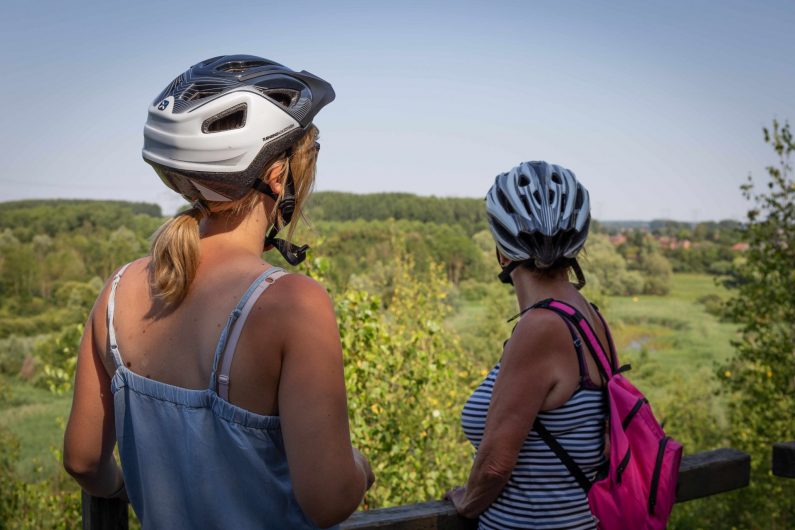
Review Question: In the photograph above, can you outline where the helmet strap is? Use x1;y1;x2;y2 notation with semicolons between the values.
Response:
251;172;309;266
498;260;522;285
571;258;586;290
498;258;586;289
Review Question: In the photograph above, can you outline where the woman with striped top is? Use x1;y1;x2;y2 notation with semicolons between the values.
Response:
446;161;608;529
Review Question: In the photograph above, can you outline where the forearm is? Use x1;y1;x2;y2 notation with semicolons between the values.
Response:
458;454;512;518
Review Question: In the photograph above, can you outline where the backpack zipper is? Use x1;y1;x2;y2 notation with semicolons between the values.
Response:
648;436;670;514
622;397;648;430
616;447;631;483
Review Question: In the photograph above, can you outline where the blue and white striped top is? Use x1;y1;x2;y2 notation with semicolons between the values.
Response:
462;362;606;530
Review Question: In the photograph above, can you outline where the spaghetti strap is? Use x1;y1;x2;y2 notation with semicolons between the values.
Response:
107;262;133;369
208;267;286;395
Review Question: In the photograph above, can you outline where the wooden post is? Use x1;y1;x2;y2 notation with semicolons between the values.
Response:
81;491;128;530
772;441;795;479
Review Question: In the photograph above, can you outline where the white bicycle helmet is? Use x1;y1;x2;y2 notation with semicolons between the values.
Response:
142;54;334;202
142;55;334;265
486;161;591;286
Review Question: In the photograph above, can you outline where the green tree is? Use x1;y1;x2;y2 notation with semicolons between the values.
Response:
639;253;673;295
719;120;795;528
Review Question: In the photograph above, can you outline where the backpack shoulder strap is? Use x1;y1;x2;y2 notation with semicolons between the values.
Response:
533;299;615;380
533;418;592;493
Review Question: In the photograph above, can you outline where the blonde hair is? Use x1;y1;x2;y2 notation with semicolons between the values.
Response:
149;125;319;306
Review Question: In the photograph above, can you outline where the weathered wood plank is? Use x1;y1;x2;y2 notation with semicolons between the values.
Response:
341;500;475;530
81;492;128;530
343;448;751;529
772;441;795;478
675;448;750;502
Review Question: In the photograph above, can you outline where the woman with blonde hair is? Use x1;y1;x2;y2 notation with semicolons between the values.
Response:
63;55;373;529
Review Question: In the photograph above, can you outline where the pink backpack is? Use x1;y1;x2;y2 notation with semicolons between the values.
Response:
532;299;683;530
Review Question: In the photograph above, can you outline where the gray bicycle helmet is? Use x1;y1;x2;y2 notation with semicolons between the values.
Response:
485;161;591;286
143;54;335;202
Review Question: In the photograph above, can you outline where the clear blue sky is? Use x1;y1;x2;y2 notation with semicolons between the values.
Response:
1;0;793;220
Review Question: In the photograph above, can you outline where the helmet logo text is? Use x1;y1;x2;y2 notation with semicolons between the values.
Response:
264;124;296;141
157;100;170;111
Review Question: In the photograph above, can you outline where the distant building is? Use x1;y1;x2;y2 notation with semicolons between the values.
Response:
609;234;627;246
732;242;749;252
655;236;691;250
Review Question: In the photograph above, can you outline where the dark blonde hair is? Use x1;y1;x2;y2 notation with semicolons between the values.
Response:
149;125;319;306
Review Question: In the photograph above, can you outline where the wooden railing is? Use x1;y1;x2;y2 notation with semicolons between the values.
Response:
341;448;750;530
82;444;795;530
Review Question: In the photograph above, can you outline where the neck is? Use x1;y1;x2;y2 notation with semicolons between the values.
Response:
198;199;275;257
511;266;576;312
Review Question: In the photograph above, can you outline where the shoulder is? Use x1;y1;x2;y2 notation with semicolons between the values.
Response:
90;259;151;319
248;272;336;330
86;258;150;371
508;308;570;356
269;272;333;311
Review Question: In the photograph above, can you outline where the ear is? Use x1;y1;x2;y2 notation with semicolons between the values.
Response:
264;160;286;196
496;247;512;267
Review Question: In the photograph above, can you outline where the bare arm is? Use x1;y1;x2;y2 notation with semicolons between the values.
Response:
275;275;370;527
63;275;125;498
450;312;562;518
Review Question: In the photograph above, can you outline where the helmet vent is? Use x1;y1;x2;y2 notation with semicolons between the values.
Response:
551;173;562;184
574;190;584;209
217;60;268;73
202;103;247;134
497;190;515;214
179;80;230;102
518;175;530;187
258;88;299;108
548;189;555;202
533;190;543;205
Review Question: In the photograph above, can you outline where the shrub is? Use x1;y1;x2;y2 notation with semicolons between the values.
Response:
307;252;476;508
719;120;795;528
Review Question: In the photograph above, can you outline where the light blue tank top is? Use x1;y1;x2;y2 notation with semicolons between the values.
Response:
108;264;333;529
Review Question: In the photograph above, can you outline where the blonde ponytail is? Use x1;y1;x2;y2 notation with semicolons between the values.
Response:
149;207;203;306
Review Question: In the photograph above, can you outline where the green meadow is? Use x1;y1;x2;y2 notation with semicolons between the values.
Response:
607;273;736;371
0;377;72;482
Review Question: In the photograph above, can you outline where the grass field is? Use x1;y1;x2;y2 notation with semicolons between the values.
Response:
605;273;737;371
449;273;737;371
0;376;72;481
